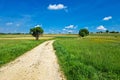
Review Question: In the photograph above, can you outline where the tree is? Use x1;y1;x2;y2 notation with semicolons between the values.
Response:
106;30;109;33
30;26;44;40
79;29;89;37
110;31;116;33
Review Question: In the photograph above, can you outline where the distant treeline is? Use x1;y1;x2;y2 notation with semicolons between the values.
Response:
96;30;119;34
0;33;29;35
0;31;119;35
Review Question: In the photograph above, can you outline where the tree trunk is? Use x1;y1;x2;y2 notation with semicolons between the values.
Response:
35;34;39;40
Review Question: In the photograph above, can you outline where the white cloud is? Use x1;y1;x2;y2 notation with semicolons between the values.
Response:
65;25;76;29
62;25;77;33
63;29;66;31
35;24;42;27
16;24;20;27
103;16;112;21
6;22;13;26
48;4;67;10
84;27;88;29
97;25;107;30
68;30;73;33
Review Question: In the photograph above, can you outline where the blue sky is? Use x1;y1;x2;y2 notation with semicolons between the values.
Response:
0;0;120;33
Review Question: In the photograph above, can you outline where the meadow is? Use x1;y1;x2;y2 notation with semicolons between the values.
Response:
53;34;120;80
0;39;46;67
0;34;53;67
0;33;120;80
0;34;77;67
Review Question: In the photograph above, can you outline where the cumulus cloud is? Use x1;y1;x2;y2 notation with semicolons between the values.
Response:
65;25;76;29
62;25;77;33
103;16;112;21
48;4;67;10
35;24;42;27
6;22;13;26
97;25;107;30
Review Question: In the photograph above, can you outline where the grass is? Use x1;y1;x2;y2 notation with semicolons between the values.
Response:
0;34;120;79
90;33;120;37
53;36;120;80
0;34;32;38
0;34;71;40
0;39;45;67
0;34;76;67
0;34;78;38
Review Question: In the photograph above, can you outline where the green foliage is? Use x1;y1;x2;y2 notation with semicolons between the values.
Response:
0;39;45;67
53;37;120;80
30;27;44;40
79;29;89;37
106;30;109;33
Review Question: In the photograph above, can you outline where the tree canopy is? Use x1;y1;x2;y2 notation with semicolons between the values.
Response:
30;26;44;40
79;29;89;37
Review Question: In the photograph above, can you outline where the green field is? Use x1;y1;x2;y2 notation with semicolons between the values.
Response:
53;35;120;80
0;34;76;67
0;34;120;80
0;39;45;67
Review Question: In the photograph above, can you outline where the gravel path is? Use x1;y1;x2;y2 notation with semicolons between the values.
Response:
0;40;65;80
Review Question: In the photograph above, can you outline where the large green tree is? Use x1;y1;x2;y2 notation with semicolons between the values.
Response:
30;26;44;40
79;29;89;37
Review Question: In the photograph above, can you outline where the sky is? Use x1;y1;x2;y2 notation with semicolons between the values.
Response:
0;0;120;34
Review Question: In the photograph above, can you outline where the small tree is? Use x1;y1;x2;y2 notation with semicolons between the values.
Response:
79;29;89;37
106;30;109;33
30;26;44;40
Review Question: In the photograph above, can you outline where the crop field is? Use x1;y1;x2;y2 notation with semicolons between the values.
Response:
0;34;53;40
0;39;46;67
53;34;120;80
0;34;77;40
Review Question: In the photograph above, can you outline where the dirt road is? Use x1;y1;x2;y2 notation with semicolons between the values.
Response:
0;40;65;80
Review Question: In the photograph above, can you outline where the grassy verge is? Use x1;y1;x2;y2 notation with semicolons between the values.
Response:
0;39;45;67
53;37;120;80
